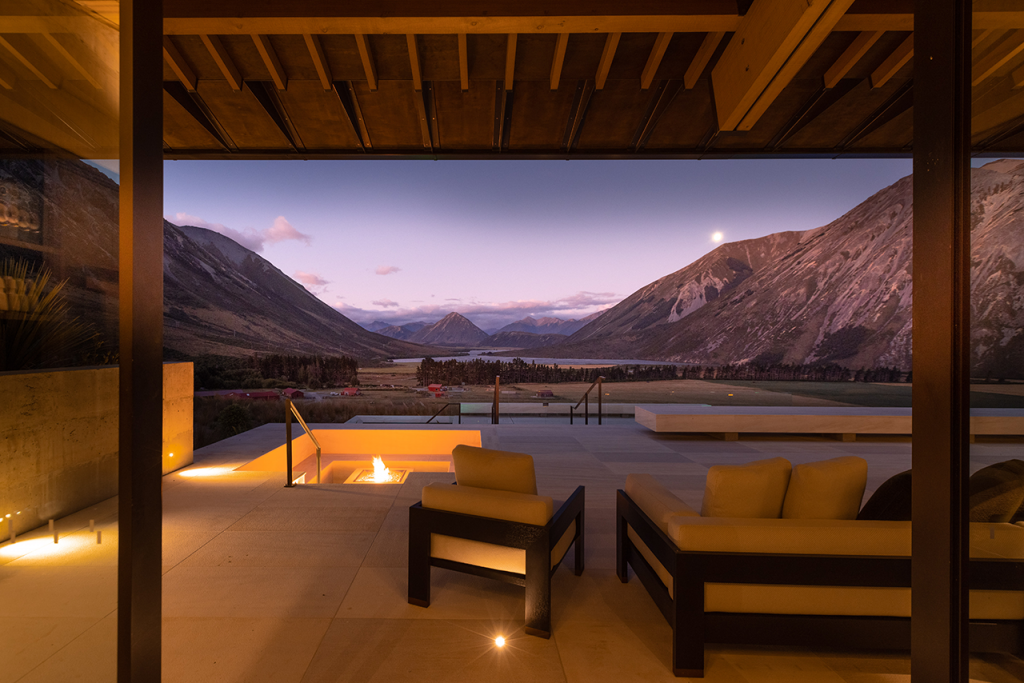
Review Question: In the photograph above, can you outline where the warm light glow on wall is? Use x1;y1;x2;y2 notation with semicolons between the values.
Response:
0;535;91;559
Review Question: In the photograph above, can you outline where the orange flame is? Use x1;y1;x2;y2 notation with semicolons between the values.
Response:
371;456;392;483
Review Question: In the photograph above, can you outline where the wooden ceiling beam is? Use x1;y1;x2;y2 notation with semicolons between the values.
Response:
246;80;301;149
1013;63;1024;88
0;35;60;89
200;34;242;91
458;33;469;91
39;33;103;89
870;33;913;89
711;0;854;132
823;30;884;89
407;34;423;92
563;79;595;151
631;78;682;150
684;31;724;89
595;32;620;90
163;36;196;91
973;29;1024;86
303;33;333;90
333;81;370;149
0;58;15;89
251;34;287;90
640;32;672;90
354;33;377;91
550;32;569;90
505;33;517;91
163;81;233;149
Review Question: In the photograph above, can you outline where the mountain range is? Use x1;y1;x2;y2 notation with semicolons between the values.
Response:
494;314;602;336
535;159;1024;376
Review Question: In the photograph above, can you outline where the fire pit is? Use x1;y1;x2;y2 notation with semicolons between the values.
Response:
343;456;409;485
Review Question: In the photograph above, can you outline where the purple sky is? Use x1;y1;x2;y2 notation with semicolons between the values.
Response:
163;158;915;331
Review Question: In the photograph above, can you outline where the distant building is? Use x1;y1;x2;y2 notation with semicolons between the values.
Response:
535;390;554;398
283;388;304;399
427;383;446;398
340;387;360;396
225;390;280;401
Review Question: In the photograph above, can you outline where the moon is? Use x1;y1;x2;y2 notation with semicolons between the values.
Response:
711;231;724;243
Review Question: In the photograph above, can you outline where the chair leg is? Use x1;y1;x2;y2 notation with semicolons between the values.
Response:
615;499;628;583
408;506;431;608
525;536;551;638
574;510;585;576
672;555;705;677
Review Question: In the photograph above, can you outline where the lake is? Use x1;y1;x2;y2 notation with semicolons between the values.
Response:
391;349;681;366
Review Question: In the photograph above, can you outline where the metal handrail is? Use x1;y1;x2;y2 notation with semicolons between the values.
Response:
426;402;462;424
570;376;605;426
491;375;500;425
285;397;322;486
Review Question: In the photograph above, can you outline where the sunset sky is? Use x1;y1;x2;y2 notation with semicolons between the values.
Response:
163;158;915;331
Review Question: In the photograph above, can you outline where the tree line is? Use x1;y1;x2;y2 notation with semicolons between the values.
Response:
194;353;359;390
416;356;908;386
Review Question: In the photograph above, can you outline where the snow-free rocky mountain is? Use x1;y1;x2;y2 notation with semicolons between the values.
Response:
494;314;602;337
537;160;1024;377
372;321;429;340
407;312;489;346
164;222;438;359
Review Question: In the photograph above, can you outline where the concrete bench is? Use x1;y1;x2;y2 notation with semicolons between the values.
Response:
635;405;1024;441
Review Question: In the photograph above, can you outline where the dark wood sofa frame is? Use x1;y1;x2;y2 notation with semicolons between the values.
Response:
409;485;585;638
616;488;1024;677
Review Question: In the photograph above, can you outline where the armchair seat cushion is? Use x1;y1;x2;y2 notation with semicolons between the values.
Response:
421;482;575;574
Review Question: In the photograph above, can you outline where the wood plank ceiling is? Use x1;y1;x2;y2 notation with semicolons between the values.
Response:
2;1;1024;159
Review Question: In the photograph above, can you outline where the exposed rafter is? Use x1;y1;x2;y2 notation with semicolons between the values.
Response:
303;33;332;91
595;32;620;90
550;33;569;90
631;79;682;151
684;31;725;89
767;78;858;149
870;34;914;89
563;79;595;150
824;31;884;89
251;34;287;90
973;29;1024;86
40;33;102;89
0;59;15;90
458;33;469;91
163;81;233;149
493;82;513;150
413;81;436;149
741;0;856;131
333;81;370;150
200;34;242;91
505;33;517;90
836;79;912;151
354;34;377;91
0;35;60;89
1014;62;1024;88
246;80;301;149
640;32;673;90
407;34;423;92
163;36;196;91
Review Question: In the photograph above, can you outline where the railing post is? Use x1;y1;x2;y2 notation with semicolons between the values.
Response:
598;377;604;426
570;406;574;425
493;375;500;425
585;394;589;426
285;397;294;487
316;445;321;484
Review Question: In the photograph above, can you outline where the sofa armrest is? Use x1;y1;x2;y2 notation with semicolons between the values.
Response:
625;474;698;535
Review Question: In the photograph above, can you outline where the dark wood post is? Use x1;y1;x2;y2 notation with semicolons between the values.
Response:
285;398;294;487
118;0;164;680
912;0;972;679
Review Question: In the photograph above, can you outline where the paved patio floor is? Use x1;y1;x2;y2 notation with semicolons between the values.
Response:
3;421;1024;682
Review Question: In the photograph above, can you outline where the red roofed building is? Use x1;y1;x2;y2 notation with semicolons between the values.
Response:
427;383;446;398
283;388;304;399
341;387;360;396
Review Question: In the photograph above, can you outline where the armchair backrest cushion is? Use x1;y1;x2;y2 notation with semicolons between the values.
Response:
782;456;868;520
625;474;698;534
969;459;1024;523
422;482;552;525
452;445;538;495
701;457;792;518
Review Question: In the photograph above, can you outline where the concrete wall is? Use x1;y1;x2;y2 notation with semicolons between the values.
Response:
0;362;192;536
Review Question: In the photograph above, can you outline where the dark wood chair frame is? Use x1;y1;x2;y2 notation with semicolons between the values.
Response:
616;489;1024;677
409;485;585;638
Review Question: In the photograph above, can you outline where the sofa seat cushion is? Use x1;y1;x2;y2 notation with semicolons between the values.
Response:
452;444;538;495
432;520;577;574
701;457;792;518
625;474;698;534
782;456;867;520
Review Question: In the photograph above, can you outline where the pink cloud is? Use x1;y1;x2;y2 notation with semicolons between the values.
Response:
372;299;400;308
294;271;329;287
166;212;311;253
375;265;401;275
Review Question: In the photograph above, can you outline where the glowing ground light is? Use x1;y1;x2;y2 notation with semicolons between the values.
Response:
179;467;234;478
494;636;506;647
711;231;724;243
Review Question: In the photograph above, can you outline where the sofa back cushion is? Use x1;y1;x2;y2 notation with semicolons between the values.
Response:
452;444;538;495
857;470;912;521
701;457;792;518
970;460;1024;523
782;456;868;520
